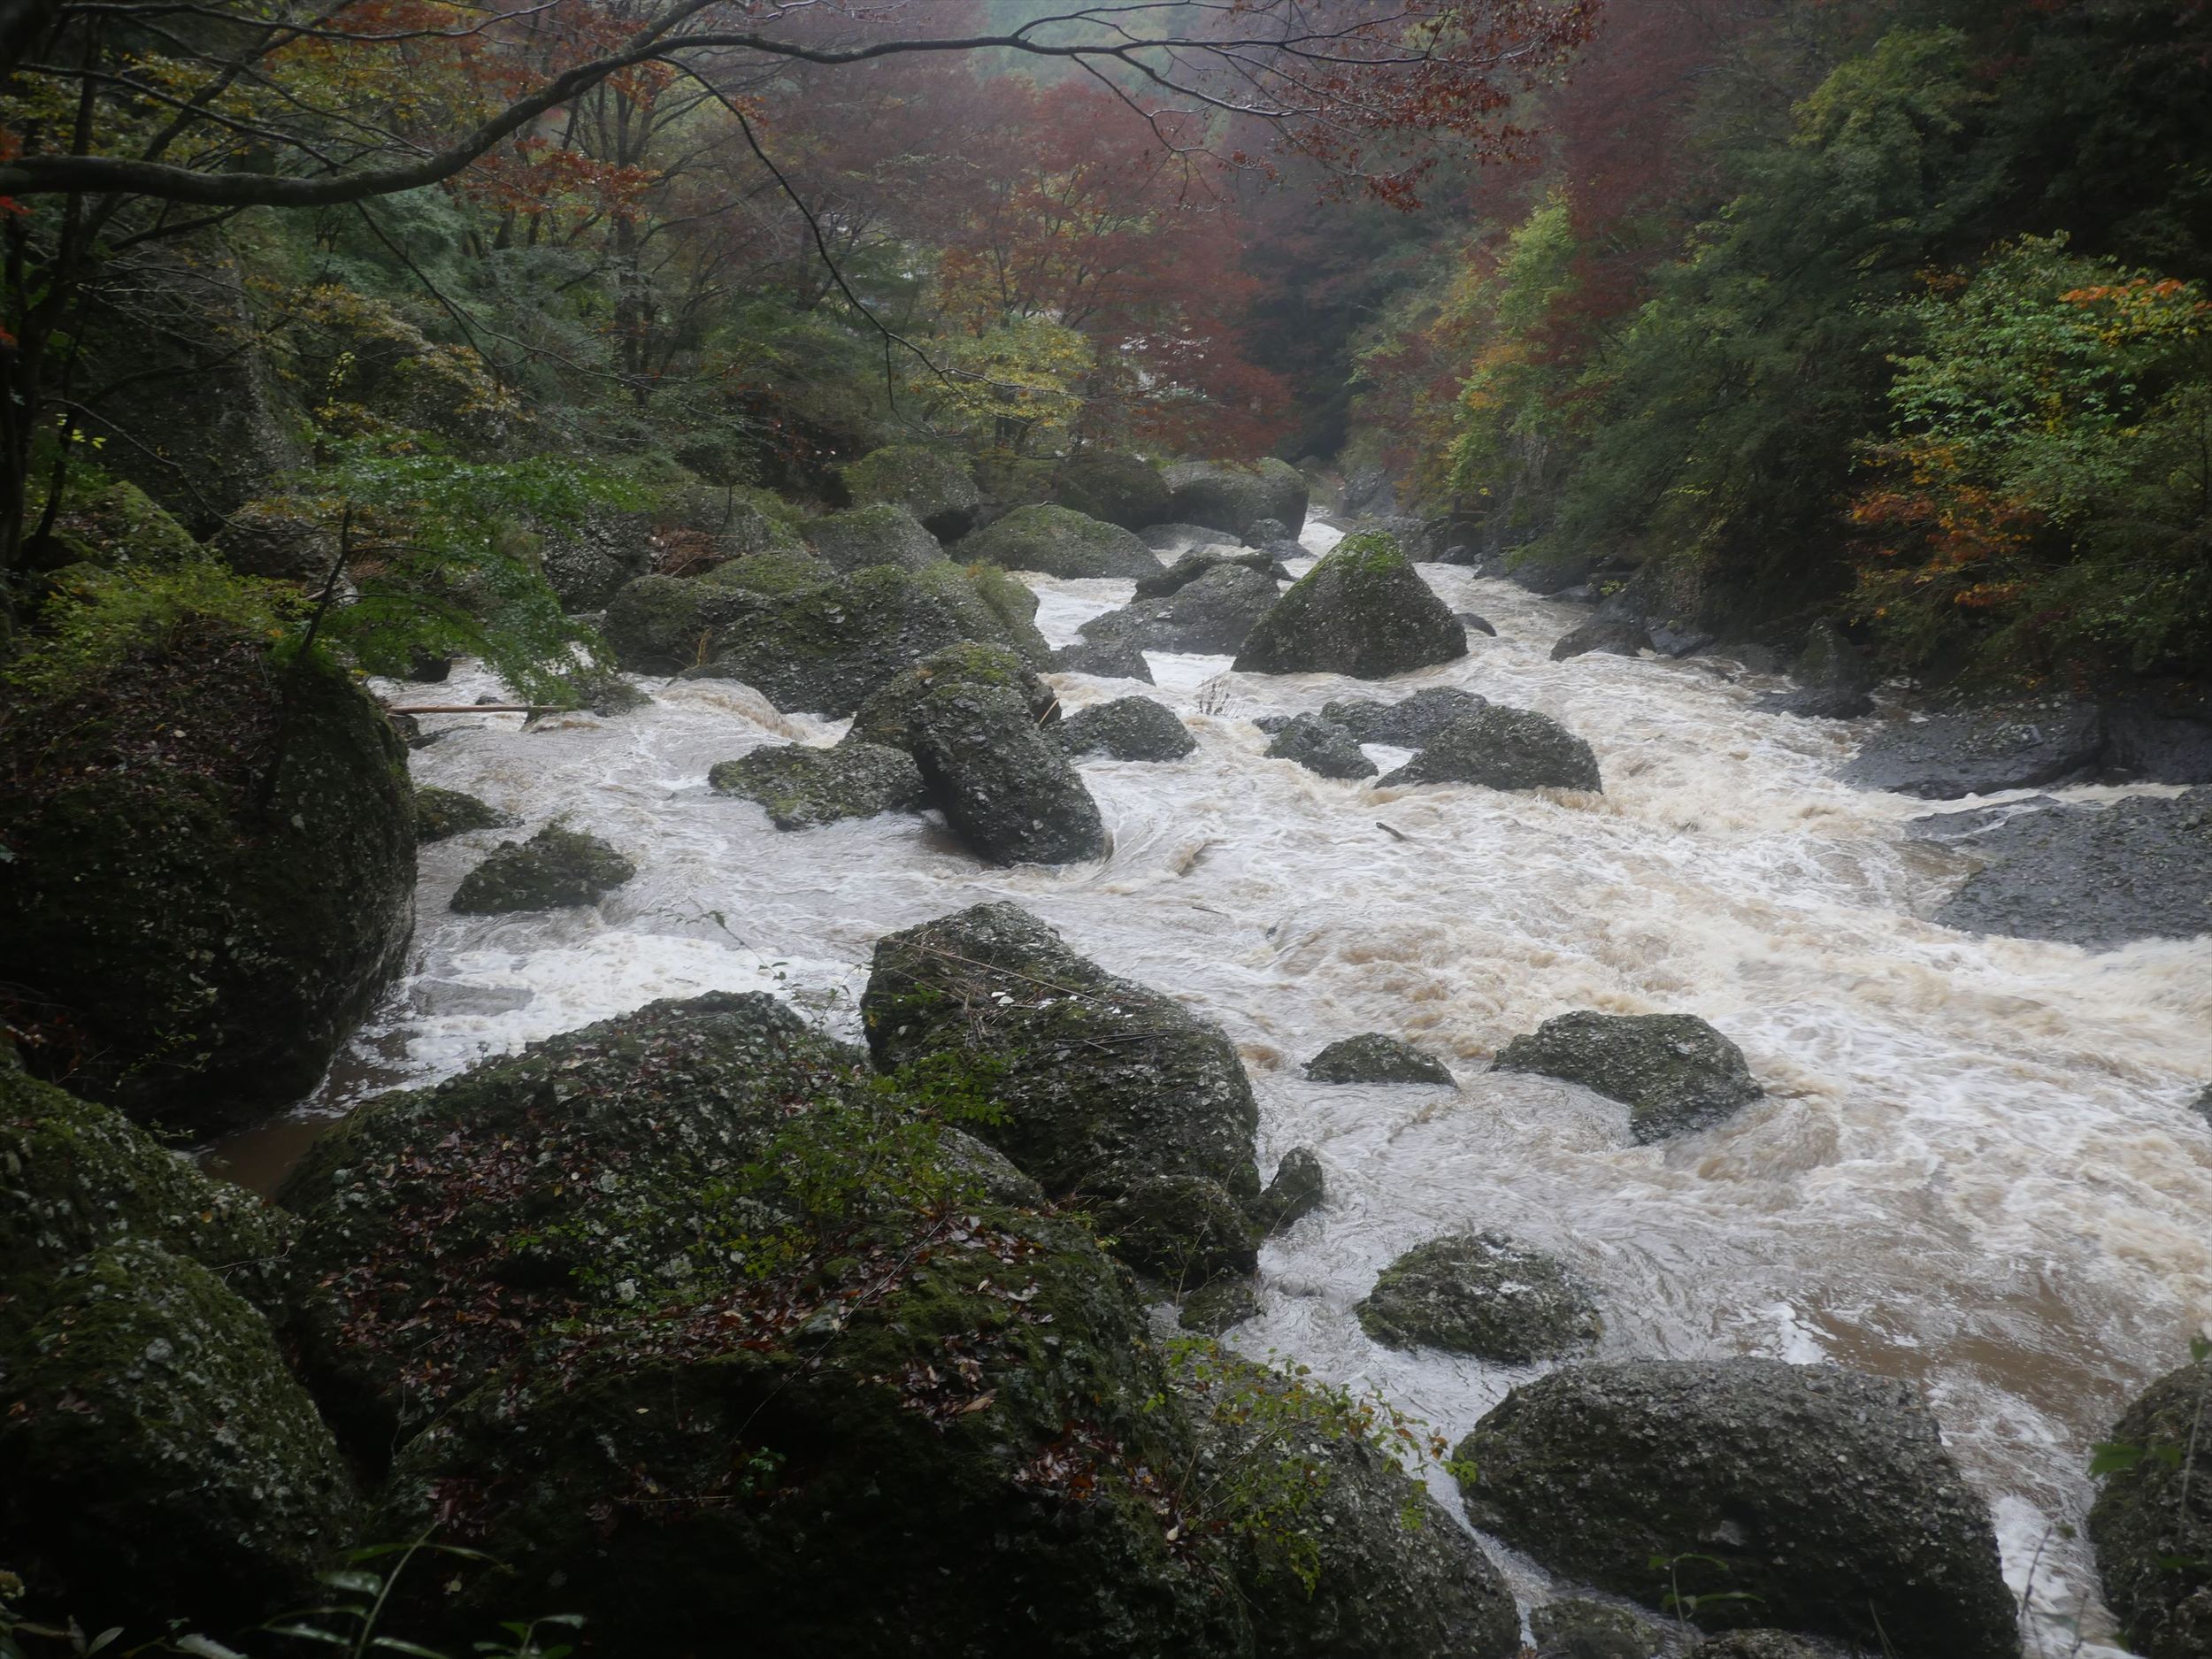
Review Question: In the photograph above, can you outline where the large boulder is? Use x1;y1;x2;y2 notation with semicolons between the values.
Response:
1322;687;1488;748
1080;564;1282;655
0;1240;358;1629
414;785;519;843
697;547;838;595
1491;1011;1761;1141
862;903;1262;1279
2088;1355;2212;1659
653;483;809;574
0;624;414;1135
709;741;927;829
1356;1231;1601;1361
1266;713;1378;780
1053;636;1156;681
1053;697;1196;762
1841;703;2107;797
1453;1360;2019;1658
1304;1033;1454;1086
1133;548;1289;599
839;445;981;539
450;823;636;913
909;683;1108;864
960;504;1163;580
1053;451;1173;530
602;572;771;673
964;561;1056;666
803;503;947;573
1233;534;1466;680
1552;618;1647;662
844;641;1059;754
1253;1147;1326;1232
1379;706;1601;793
535;503;655;611
1164;458;1310;539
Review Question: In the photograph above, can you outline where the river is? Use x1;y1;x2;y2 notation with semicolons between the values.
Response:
209;523;2212;1651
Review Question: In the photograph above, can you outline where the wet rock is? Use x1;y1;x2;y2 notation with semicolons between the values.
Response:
602;572;769;673
1164;457;1310;539
1096;1173;1259;1287
1842;703;2106;798
0;1240;357;1628
2195;1083;2212;1126
1243;517;1291;546
1177;1276;1260;1334
545;664;653;718
387;709;435;749
696;547;837;596
450;823;636;913
1648;620;1716;657
1234;534;1466;680
838;445;980;539
1304;1033;1455;1087
1052;451;1172;530
414;786;519;843
1357;1231;1601;1362
845;641;1059;754
1795;620;1874;693
1323;687;1488;748
959;503;1162;579
1139;521;1243;553
1081;563;1281;654
1266;713;1378;780
1553;618;1647;661
802;502;947;573
908;683;1107;864
1911;788;2212;949
1051;636;1155;681
536;503;655;611
964;561;1056;666
709;741;926;829
1253;1146;1326;1233
1492;1010;1761;1142
1691;1634;1826;1659
863;902;1261;1279
1132;547;1289;599
653;483;809;573
1755;686;1875;719
1454;1360;2019;1658
1458;611;1499;637
2106;688;2212;785
2089;1354;2212;1659
1504;548;1600;595
1531;1597;1663;1659
1380;705;1601;793
1053;696;1195;762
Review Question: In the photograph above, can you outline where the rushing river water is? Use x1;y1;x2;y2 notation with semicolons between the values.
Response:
209;523;2212;1651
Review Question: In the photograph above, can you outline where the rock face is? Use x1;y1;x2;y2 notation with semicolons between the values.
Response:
1323;687;1488;748
1911;788;2212;949
1492;1011;1761;1141
0;625;415;1135
803;503;948;573
1233;534;1466;680
709;741;927;829
1164;458;1310;539
1082;564;1282;654
450;823;636;912
2089;1356;2212;1659
697;547;838;595
960;503;1163;579
0;1240;358;1628
1454;1360;2020;1659
1842;703;2106;797
1052;636;1156;681
1266;713;1378;780
863;903;1261;1280
964;562;1056;666
1531;1599;1662;1659
839;445;980;539
537;503;655;611
1356;1232;1601;1361
1054;697;1196;762
414;786;518;843
1379;706;1602;793
1133;547;1289;599
1052;451;1173;529
1304;1033;1455;1086
844;641;1059;754
602;572;770;673
1552;618;1647;662
908;683;1108;864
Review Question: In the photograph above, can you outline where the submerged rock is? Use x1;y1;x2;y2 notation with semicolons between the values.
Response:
1458;611;1499;636
1304;1033;1455;1086
803;502;947;573
909;683;1107;864
1082;563;1280;654
1492;1010;1761;1141
1051;636;1155;681
1052;451;1172;530
1756;685;1875;720
450;823;636;913
845;641;1059;754
1132;547;1289;599
1054;696;1195;762
1323;687;1487;748
960;503;1161;579
1380;705;1601;793
2089;1355;2212;1659
1253;1146;1326;1233
839;445;980;540
1842;703;2106;797
1234;534;1466;680
709;741;926;829
1455;1360;2019;1658
413;785;519;843
1356;1231;1601;1362
1265;713;1377;780
1552;618;1647;662
1164;458;1310;539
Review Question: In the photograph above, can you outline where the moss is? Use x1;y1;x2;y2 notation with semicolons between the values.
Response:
964;561;1056;665
958;504;1162;580
601;572;768;672
1051;452;1172;530
449;823;635;912
844;641;1056;752
413;786;519;843
708;741;926;828
25;469;202;574
1233;535;1467;680
803;503;946;573
2088;1358;2212;1659
697;548;835;596
840;445;980;537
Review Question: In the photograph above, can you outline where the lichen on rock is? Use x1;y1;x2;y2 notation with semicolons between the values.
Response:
709;741;926;829
1356;1231;1601;1361
1491;1010;1761;1141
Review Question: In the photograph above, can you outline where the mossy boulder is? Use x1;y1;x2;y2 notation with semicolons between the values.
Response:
0;623;415;1135
535;503;656;611
2088;1356;2212;1659
1253;1146;1325;1233
1491;1011;1762;1142
1164;458;1310;539
1233;534;1465;680
1053;637;1156;681
1454;1360;2019;1658
450;823;635;913
1266;713;1377;780
1133;547;1289;599
960;503;1163;579
1379;705;1602;793
1324;687;1488;748
27;469;201;573
1052;451;1173;530
964;561;1056;666
696;546;836;596
413;785;518;843
846;641;1061;754
0;1240;358;1629
1551;618;1648;662
840;445;981;539
1095;1173;1259;1287
803;503;949;573
907;682;1108;864
863;903;1262;1280
654;482;809;573
1530;1599;1663;1659
1080;564;1281;655
1356;1231;1601;1361
708;741;926;829
1178;1277;1261;1334
1304;1033;1454;1086
1054;696;1196;762
602;572;770;673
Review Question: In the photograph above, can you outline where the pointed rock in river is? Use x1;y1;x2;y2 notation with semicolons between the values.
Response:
450;823;635;912
906;682;1107;864
1233;533;1465;680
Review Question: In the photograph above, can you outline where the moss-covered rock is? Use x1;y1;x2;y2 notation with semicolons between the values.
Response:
0;623;415;1135
1379;706;1602;793
1095;1173;1258;1287
1052;452;1173;530
1356;1232;1601;1361
27;468;201;573
844;641;1060;754
1178;1276;1261;1334
655;482;809;572
1323;687;1489;748
960;503;1163;579
1133;548;1289;600
965;561;1056;665
1233;534;1465;680
1053;637;1156;681
908;682;1108;865
1453;1360;2019;1658
1266;713;1377;780
863;903;1261;1279
602;572;770;673
1530;1599;1663;1659
709;741;926;829
804;503;948;573
413;785;519;843
1491;1011;1762;1142
449;823;635;913
1304;1033;1455;1086
1054;696;1196;762
1164;459;1310;540
1080;564;1281;655
535;503;656;611
841;445;981;538
2088;1356;2212;1659
0;1240;357;1628
696;547;837;596
1253;1147;1325;1233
